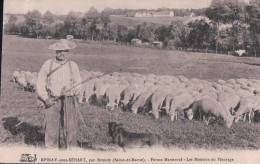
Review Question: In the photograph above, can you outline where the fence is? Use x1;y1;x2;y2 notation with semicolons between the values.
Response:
176;47;260;57
176;47;231;55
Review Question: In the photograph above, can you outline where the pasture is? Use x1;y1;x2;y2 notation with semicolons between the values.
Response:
1;35;260;150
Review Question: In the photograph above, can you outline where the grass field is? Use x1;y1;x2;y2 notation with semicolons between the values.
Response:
1;35;260;150
110;15;193;27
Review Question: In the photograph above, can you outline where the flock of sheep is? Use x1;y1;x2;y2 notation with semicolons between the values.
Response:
12;70;38;92
13;69;260;128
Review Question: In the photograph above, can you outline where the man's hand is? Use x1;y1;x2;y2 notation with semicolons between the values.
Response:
63;91;73;97
45;98;55;108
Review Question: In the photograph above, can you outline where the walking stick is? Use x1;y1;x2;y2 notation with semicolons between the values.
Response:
52;72;109;102
61;87;68;149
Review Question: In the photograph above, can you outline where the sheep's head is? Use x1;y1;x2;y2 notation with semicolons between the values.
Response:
225;116;234;128
152;109;160;119
185;108;194;120
234;115;241;123
106;102;116;111
78;97;84;103
120;100;129;108
233;112;242;123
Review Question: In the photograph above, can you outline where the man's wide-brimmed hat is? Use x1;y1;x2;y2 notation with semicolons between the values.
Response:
48;39;76;50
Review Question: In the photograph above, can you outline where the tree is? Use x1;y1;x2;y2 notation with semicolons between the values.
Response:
4;15;18;34
167;21;183;39
187;19;211;49
155;25;168;43
24;10;42;38
43;11;55;24
99;13;111;27
205;0;229;53
167;21;191;48
225;0;245;51
206;0;246;52
17;22;30;36
106;23;118;41
64;11;80;37
85;7;100;41
74;17;92;40
117;24;128;43
87;6;99;16
101;7;114;15
244;0;260;56
8;15;17;24
127;29;136;43
53;21;66;39
135;22;156;42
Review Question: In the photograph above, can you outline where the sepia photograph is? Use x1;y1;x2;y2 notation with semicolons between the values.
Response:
1;0;260;163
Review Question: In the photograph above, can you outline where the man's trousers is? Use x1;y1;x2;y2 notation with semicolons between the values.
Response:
43;96;78;148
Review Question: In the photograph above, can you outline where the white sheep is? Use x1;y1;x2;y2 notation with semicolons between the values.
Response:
178;75;189;83
150;88;173;119
195;97;234;128
217;79;226;85
17;76;27;90
90;71;104;77
222;85;234;93
80;70;92;81
78;79;96;103
240;85;255;95
120;85;141;108
24;71;32;80
235;49;246;57
20;71;26;77
212;82;223;92
95;83;111;98
12;71;20;83
131;85;149;102
27;76;37;92
105;84;128;110
234;88;252;98
234;96;260;123
199;86;216;94
217;92;240;115
201;91;218;100
163;94;176;115
162;89;188;114
226;79;237;85
169;93;194;121
130;90;155;114
236;78;248;86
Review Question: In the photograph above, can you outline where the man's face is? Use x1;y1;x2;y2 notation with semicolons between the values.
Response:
56;50;69;61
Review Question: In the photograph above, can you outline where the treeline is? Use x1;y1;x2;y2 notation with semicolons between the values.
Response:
4;0;260;56
102;7;207;17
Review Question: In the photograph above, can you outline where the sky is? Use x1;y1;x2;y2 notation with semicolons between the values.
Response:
4;0;212;15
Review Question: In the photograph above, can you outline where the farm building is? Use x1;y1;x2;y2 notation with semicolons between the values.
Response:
134;11;174;17
131;39;142;45
151;41;163;49
135;11;153;17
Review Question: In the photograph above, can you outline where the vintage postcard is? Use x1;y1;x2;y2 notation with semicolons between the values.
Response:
1;0;260;163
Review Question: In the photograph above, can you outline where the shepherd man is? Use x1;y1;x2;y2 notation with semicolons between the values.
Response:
36;35;82;149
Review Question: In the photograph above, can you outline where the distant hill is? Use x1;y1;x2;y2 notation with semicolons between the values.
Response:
3;13;207;28
109;15;201;27
4;13;25;23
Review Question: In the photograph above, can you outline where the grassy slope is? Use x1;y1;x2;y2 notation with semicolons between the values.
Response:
1;35;260;150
